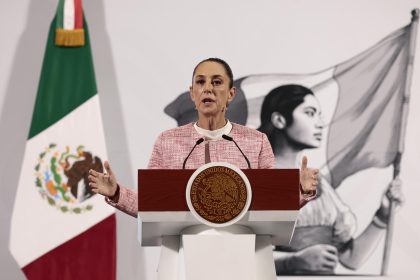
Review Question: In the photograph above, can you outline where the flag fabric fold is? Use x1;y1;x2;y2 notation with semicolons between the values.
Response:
323;26;410;188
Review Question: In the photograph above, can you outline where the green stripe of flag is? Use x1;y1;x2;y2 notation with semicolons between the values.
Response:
55;0;65;29
29;16;97;139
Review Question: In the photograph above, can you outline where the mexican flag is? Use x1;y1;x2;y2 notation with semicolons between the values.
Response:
9;1;116;279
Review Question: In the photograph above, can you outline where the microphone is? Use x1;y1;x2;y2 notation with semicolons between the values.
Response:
183;138;204;169
222;134;251;169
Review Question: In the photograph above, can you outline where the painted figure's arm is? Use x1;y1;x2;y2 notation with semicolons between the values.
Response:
339;178;403;269
274;245;338;274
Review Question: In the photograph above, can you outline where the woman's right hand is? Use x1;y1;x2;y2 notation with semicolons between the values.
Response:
88;161;118;197
290;244;338;273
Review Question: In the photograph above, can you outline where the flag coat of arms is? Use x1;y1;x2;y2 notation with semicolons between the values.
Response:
9;1;116;279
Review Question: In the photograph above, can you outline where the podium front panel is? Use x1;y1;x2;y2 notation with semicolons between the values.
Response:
138;169;300;246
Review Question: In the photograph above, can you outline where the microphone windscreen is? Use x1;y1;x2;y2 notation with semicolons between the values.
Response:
222;134;233;141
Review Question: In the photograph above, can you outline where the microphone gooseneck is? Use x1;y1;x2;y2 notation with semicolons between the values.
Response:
183;138;204;169
222;134;251;169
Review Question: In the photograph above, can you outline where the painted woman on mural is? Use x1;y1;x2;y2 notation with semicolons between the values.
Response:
257;84;404;275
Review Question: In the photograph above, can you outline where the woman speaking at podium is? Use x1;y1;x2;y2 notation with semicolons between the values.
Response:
88;58;318;217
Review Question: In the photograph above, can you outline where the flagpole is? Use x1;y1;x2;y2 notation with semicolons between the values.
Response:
381;8;419;276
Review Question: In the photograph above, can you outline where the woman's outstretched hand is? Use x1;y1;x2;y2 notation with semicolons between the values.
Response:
88;161;118;197
300;156;319;193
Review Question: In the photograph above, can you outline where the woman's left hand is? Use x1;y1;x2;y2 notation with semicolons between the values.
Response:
300;156;319;193
378;177;404;217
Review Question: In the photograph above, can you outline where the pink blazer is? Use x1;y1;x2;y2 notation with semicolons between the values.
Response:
106;123;313;216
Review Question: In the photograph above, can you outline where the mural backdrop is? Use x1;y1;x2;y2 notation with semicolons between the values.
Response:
165;17;416;275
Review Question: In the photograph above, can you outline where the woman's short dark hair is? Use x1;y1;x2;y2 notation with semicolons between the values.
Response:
258;84;314;147
192;58;234;88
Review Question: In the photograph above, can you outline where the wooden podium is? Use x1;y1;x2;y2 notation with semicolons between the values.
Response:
138;167;300;280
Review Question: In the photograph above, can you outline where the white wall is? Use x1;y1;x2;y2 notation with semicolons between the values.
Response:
1;0;419;279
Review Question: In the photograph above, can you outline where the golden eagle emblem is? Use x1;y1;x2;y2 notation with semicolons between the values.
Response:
35;143;103;213
190;166;248;224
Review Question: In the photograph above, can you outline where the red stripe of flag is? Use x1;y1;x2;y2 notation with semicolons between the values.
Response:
74;0;83;29
22;214;116;280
